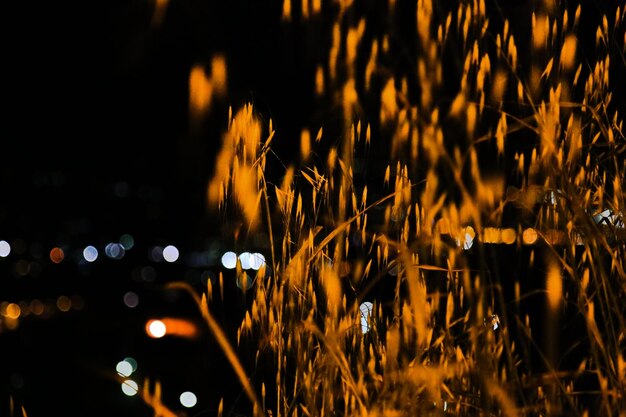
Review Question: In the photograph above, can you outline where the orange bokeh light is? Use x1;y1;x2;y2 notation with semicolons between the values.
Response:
50;247;65;263
146;318;199;339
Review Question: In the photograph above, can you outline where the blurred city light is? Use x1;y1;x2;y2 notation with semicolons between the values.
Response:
105;243;125;259
163;245;179;262
145;318;199;339
249;253;266;270
50;247;65;263
359;301;373;334
123;292;139;308
56;296;71;312
522;228;538;245
124;357;138;373
119;234;135;250
121;379;139;396
0;240;11;257
83;245;98;262
149;246;164;262
221;251;237;269
116;360;134;377
146;319;167;338
238;252;252;269
180;391;198;408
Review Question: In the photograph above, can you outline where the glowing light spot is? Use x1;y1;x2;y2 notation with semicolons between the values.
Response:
249;253;266;270
547;263;562;310
163;245;179;263
119;234;135;250
116;360;134;377
105;243;125;259
211;54;227;95
150;246;164;262
50;247;64;263
121;379;139;396
123;292;139;308
238;252;252;269
189;65;213;118
56;296;71;312
30;300;44;315
501;228;516;244
124;357;138;372
0;240;11;257
146;319;167;338
180;391;198;408
221;251;237;269
5;303;21;319
83;246;98;262
522;228;538;244
359;301;373;333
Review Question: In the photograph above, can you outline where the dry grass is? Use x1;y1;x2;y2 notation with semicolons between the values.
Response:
148;1;626;416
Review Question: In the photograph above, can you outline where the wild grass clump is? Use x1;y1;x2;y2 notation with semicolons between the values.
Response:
149;1;625;416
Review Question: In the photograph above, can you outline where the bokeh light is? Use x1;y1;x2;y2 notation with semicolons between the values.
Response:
221;251;237;269
123;292;139;308
5;303;21;319
123;357;138;373
146;319;167;338
249;253;266;270
83;245;98;262
359;301;373;334
0;240;11;257
121;379;139;396
56;296;71;312
119;234;135;250
105;243;125;259
180;391;198;408
116;360;134;377
522;228;538;245
501;229;517;244
50;247;65;263
149;246;164;262
238;252;252;269
163;245;179;262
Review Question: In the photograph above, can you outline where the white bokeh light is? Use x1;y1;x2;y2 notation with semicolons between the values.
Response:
116;360;133;377
359;301;374;334
121;379;139;396
249;253;266;270
180;391;198;408
123;292;139;308
0;240;10;257
147;320;167;338
163;245;180;262
105;242;125;259
221;251;237;269
238;252;252;269
83;245;98;262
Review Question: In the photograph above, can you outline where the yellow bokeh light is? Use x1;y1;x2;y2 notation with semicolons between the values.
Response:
546;263;562;310
522;228;538;244
5;303;21;319
56;296;71;312
501;228;517;244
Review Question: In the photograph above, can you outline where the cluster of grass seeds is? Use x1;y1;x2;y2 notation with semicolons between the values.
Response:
141;1;625;416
